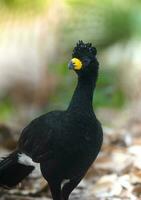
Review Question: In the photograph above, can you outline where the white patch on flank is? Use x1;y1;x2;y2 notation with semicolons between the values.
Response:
18;153;36;166
18;153;41;178
61;179;70;189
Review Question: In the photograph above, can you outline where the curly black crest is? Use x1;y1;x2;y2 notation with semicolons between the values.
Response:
72;40;97;60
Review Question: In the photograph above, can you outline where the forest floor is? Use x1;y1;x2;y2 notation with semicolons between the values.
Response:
0;111;141;200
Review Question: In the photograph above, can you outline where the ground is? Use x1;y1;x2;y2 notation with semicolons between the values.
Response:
0;115;141;200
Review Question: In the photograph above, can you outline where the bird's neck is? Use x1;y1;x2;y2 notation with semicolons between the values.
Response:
67;75;96;114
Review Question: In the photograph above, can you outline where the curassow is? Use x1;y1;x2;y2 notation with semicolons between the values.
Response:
0;41;103;200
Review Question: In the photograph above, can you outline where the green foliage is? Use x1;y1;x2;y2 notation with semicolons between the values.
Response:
61;0;141;52
48;63;76;110
0;97;14;121
0;0;49;16
0;0;140;116
48;64;125;110
94;68;125;108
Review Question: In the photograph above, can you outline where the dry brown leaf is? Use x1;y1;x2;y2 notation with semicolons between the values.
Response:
92;174;122;198
130;171;141;184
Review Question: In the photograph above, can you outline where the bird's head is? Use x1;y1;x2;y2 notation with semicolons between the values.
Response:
68;40;99;79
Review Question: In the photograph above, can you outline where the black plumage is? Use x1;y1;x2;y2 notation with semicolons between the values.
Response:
0;41;103;200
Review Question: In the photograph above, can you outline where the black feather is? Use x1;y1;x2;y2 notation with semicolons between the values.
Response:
0;151;34;188
72;40;97;59
0;41;103;200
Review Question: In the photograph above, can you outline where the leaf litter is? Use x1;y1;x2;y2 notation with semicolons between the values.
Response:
0;121;141;200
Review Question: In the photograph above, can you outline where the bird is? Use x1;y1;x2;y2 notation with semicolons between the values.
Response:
0;40;103;200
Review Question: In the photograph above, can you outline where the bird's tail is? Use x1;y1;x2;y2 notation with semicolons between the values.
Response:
0;150;34;188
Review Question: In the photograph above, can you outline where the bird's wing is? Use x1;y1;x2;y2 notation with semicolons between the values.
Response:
18;112;63;163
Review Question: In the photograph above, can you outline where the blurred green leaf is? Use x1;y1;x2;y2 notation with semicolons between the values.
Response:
48;64;126;110
61;0;141;51
0;0;49;16
0;97;14;121
94;68;125;108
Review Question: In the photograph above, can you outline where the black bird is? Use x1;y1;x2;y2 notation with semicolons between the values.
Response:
0;41;103;200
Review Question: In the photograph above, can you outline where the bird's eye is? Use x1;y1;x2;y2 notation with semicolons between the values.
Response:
83;58;91;66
